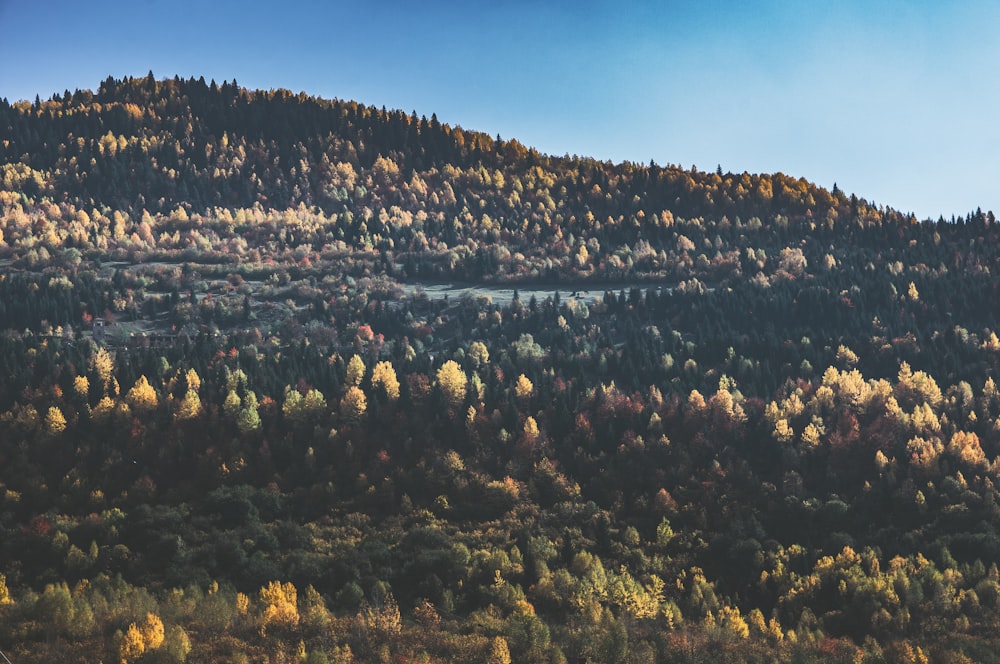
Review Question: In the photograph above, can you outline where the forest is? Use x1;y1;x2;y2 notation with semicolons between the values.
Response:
1;74;1000;663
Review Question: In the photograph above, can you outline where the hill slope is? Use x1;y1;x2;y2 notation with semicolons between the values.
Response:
1;77;1000;663
3;73;956;285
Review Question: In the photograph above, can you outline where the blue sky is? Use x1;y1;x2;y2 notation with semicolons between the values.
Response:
1;0;998;220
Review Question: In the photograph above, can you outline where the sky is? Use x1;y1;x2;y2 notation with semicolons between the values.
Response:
1;0;998;220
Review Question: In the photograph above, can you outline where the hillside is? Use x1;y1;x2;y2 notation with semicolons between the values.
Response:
1;76;1000;663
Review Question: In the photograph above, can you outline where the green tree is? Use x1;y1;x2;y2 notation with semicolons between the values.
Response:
236;406;261;434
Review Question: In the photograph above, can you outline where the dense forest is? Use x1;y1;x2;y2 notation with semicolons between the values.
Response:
1;74;1000;663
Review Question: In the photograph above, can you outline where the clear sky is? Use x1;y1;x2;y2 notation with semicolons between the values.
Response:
1;0;998;220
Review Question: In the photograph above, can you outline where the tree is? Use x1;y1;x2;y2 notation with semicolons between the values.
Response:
301;585;333;633
346;354;366;386
184;368;201;392
223;390;242;419
340;385;367;422
302;388;327;418
371;361;400;401
260;580;299;633
514;374;534;401
778;246;807;276
44;405;67;436
835;345;859;369
163;625;192;663
283;388;304;423
92;347;114;390
0;573;10;604
486;635;512;664
236;405;261;434
35;582;74;638
118;623;145;663
175;389;203;422
469;341;490;369
140;612;165;650
126;375;158;412
523;416;540;444
361;588;401;636
436;360;467;409
73;375;90;400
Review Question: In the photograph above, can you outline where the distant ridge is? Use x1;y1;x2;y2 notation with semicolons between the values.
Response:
1;73;932;226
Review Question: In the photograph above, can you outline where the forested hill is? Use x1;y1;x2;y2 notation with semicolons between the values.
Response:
3;73;890;221
6;77;1000;664
5;74;978;282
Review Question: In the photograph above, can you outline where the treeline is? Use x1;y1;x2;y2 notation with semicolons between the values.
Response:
0;256;997;410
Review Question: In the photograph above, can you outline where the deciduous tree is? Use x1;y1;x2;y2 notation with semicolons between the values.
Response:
371;361;400;401
126;375;158;412
436;360;467;408
340;385;367;422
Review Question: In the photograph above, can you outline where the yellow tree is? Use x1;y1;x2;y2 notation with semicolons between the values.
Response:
73;375;90;400
282;388;304;423
92;347;114;391
436;360;467;409
236;592;250;616
468;341;490;369
716;605;750;639
0;572;10;604
175;390;203;422
346;354;366;386
361;590;401;636
184;368;201;392
340;386;367;423
44;406;67;437
118;622;145;664
302;388;327;418
514;374;534;401
486;636;512;664
260;580;299;634
284;387;326;426
522;416;540;444
140;613;165;650
371;361;400;401
126;375;158;413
